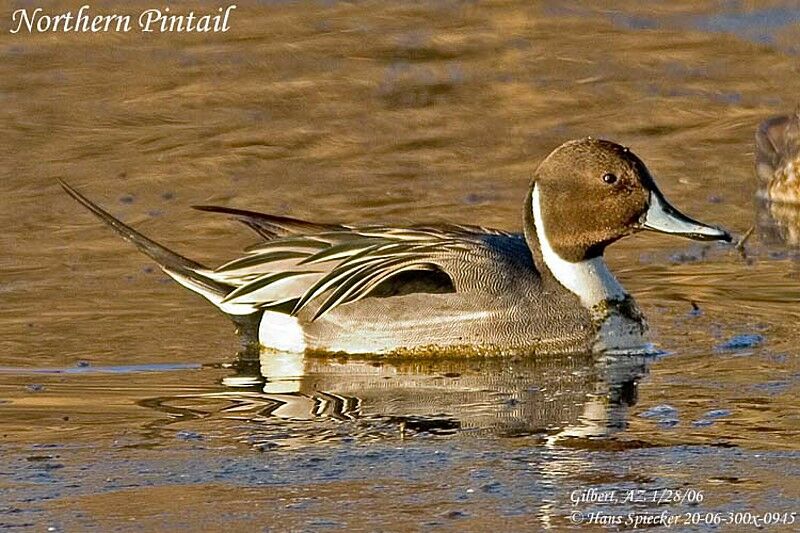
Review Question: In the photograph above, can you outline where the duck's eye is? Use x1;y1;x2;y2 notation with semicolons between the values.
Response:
602;172;618;185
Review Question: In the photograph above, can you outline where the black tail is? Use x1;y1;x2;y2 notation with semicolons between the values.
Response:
59;179;232;305
192;204;343;240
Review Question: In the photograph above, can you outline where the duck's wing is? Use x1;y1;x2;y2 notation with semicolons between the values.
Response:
204;223;521;320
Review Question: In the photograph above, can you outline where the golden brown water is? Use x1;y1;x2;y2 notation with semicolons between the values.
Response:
2;0;799;530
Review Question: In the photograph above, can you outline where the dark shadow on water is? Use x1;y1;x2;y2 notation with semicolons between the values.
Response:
136;350;655;450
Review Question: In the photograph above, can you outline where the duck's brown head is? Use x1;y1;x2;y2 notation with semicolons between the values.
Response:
526;138;731;263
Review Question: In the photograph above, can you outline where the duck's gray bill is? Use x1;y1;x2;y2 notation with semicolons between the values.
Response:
641;191;731;242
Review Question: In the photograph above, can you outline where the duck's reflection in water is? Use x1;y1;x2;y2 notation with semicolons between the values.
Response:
140;351;652;448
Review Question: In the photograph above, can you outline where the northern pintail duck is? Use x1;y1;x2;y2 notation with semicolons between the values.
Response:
756;110;800;204
61;138;731;356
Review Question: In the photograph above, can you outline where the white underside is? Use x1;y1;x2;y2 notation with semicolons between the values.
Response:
531;186;628;309
259;311;307;353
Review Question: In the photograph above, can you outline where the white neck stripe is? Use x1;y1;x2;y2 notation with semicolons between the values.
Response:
531;186;628;309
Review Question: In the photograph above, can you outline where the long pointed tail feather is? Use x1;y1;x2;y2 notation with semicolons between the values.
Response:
192;204;344;240
59;179;239;311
